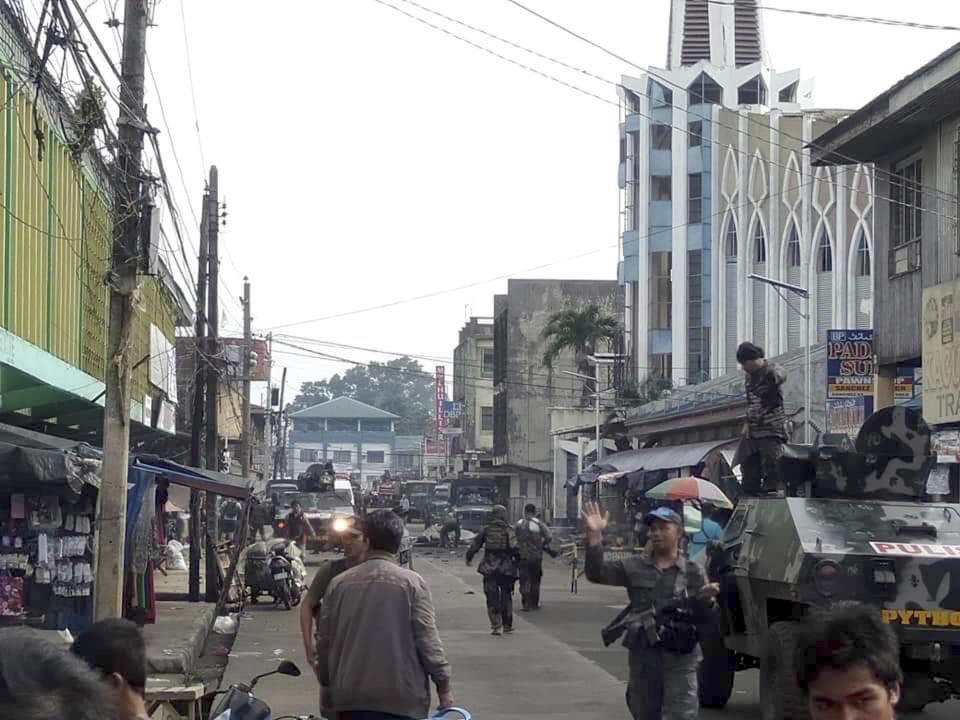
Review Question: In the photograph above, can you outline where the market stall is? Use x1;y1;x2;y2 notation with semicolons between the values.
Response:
0;424;102;630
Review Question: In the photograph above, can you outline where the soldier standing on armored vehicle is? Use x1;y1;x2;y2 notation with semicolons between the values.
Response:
737;341;788;495
584;502;719;720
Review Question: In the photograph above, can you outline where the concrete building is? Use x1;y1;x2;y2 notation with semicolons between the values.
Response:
619;0;874;387
811;42;960;426
494;279;622;519
452;317;495;456
288;397;398;489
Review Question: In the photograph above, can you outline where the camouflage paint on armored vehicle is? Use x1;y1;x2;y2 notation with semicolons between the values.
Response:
700;406;958;719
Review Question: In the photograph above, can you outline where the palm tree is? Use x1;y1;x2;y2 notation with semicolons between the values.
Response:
541;304;620;401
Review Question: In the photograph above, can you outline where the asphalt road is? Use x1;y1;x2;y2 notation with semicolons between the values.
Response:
222;538;960;719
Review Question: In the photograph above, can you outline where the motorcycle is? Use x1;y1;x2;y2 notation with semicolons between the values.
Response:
244;539;305;609
209;660;472;720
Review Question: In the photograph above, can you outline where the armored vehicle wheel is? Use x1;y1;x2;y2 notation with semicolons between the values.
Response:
760;622;809;720
698;626;735;707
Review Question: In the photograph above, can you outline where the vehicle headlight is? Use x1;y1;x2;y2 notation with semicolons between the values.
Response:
332;516;349;533
813;560;841;597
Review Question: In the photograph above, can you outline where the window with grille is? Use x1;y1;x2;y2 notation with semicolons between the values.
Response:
366;451;385;464
481;406;493;432
332;450;351;463
786;222;801;267
299;449;318;462
817;228;833;272
889;156;922;276
482;350;495;377
652;176;672;201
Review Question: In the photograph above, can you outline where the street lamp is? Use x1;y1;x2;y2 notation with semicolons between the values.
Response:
748;273;812;444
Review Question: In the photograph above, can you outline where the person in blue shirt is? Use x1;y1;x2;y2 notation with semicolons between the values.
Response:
687;506;726;563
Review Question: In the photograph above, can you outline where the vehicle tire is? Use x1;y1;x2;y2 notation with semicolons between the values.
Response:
289;582;302;608
759;622;809;720
698;626;736;708
279;583;292;610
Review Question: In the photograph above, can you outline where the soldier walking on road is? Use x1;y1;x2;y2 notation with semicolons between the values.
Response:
737;341;788;496
466;504;518;635
515;504;558;611
583;502;718;720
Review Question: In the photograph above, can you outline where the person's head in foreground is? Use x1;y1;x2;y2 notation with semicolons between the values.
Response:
0;628;115;720
524;503;537;519
364;509;405;554
796;605;901;720
72;618;148;720
339;515;370;565
644;506;684;556
491;504;507;522
736;341;766;374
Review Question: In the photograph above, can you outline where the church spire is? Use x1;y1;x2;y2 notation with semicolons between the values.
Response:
667;0;764;70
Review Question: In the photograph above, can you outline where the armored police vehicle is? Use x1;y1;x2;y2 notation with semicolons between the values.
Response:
698;406;959;719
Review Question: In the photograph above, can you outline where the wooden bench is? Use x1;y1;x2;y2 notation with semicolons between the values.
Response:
146;681;205;720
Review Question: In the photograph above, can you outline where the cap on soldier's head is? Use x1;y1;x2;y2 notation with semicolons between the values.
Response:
644;506;682;526
492;504;507;520
736;342;765;362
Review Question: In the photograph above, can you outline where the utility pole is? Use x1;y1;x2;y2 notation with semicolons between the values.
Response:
94;0;149;620
188;189;210;602
240;278;252;481
272;366;287;481
204;167;221;602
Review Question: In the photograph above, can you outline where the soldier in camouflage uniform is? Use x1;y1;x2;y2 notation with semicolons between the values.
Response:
514;504;558;611
737;341;788;495
466;505;518;635
584;503;718;720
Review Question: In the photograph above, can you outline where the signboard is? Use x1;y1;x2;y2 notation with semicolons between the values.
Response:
441;400;464;435
870;541;960;558
434;366;446;436
826;330;874;398
922;279;960;424
895;367;916;403
825;397;873;440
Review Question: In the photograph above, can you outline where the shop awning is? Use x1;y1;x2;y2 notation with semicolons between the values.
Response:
132;455;253;499
573;439;738;487
0;422;102;492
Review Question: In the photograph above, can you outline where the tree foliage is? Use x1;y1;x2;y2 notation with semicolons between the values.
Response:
541;303;620;374
619;375;674;407
287;356;434;436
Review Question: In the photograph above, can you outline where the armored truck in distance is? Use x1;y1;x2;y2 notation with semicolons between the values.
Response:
699;406;959;719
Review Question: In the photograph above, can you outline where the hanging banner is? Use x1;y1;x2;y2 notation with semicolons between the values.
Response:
441;400;464;435
435;366;446;436
826;330;874;399
922;279;960;424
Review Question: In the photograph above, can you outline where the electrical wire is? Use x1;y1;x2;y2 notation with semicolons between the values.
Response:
176;0;206;176
501;0;959;203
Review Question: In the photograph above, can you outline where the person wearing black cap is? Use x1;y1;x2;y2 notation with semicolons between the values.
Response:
583;501;719;720
736;341;788;496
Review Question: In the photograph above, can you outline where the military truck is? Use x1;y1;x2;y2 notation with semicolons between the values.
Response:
698;406;958;719
451;475;497;532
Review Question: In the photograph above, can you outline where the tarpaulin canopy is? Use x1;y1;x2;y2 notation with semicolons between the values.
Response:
132;455;252;499
0;422;101;493
570;439;736;489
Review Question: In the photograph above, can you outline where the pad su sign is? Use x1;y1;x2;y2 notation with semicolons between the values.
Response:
827;330;874;397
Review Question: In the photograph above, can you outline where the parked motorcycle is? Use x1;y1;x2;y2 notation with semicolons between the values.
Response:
244;539;306;609
210;661;472;720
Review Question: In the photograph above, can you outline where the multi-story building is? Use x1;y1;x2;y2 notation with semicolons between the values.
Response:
494;279;622;519
811;42;960;424
288;397;399;489
0;4;188;445
452;317;495;456
619;0;874;387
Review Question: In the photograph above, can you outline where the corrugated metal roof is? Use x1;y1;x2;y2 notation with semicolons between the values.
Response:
290;396;400;420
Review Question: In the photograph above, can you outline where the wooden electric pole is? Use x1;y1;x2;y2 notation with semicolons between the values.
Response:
204;166;221;601
187;189;209;602
272;366;287;481
240;277;251;480
94;0;150;620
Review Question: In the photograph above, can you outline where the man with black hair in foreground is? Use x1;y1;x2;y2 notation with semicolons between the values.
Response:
796;604;902;720
72;618;149;720
317;510;453;720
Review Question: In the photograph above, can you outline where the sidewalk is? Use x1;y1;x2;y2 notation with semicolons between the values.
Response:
419;554;627;719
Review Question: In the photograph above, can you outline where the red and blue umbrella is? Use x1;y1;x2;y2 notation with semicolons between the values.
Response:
645;475;733;509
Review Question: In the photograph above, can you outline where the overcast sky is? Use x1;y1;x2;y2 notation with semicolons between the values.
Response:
89;0;960;400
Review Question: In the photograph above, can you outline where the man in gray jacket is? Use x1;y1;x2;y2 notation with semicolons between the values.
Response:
317;510;454;720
